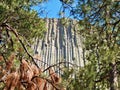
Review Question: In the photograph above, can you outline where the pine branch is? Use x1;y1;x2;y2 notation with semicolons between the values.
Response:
1;23;39;68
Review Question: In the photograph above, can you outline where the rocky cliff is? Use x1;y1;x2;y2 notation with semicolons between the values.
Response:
33;18;84;71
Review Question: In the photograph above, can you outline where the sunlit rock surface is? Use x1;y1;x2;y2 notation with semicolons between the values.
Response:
33;18;84;72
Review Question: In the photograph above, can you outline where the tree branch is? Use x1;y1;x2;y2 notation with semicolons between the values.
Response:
1;23;40;68
43;61;79;72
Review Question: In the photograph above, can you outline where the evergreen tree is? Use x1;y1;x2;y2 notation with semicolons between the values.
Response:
60;0;120;90
0;0;46;60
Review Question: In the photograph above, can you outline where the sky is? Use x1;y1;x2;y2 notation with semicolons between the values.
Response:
33;0;63;18
33;0;73;18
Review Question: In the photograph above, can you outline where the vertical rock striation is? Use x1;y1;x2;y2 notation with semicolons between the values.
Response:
33;18;84;71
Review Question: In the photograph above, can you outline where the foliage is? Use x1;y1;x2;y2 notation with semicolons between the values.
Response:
0;0;46;58
1;0;120;89
0;0;68;89
60;0;120;90
0;0;52;89
0;54;64;90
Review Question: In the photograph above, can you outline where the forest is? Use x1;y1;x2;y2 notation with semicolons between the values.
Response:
0;0;120;90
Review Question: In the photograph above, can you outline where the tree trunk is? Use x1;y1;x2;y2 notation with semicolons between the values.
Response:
109;63;118;90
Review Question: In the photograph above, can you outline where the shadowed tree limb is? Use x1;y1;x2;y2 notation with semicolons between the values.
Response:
1;23;39;68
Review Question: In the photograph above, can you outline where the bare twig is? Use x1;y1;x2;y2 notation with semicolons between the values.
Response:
33;57;48;65
43;61;79;72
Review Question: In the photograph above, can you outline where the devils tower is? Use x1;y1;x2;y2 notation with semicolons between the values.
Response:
33;18;84;71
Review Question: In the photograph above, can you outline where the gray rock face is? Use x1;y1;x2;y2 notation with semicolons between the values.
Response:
33;18;84;71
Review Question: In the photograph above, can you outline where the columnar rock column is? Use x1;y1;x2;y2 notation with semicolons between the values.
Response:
34;18;84;71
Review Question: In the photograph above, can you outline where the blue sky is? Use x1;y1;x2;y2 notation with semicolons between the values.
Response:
32;0;74;18
33;0;62;18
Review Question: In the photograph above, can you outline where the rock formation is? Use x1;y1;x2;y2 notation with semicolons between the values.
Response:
33;18;84;72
